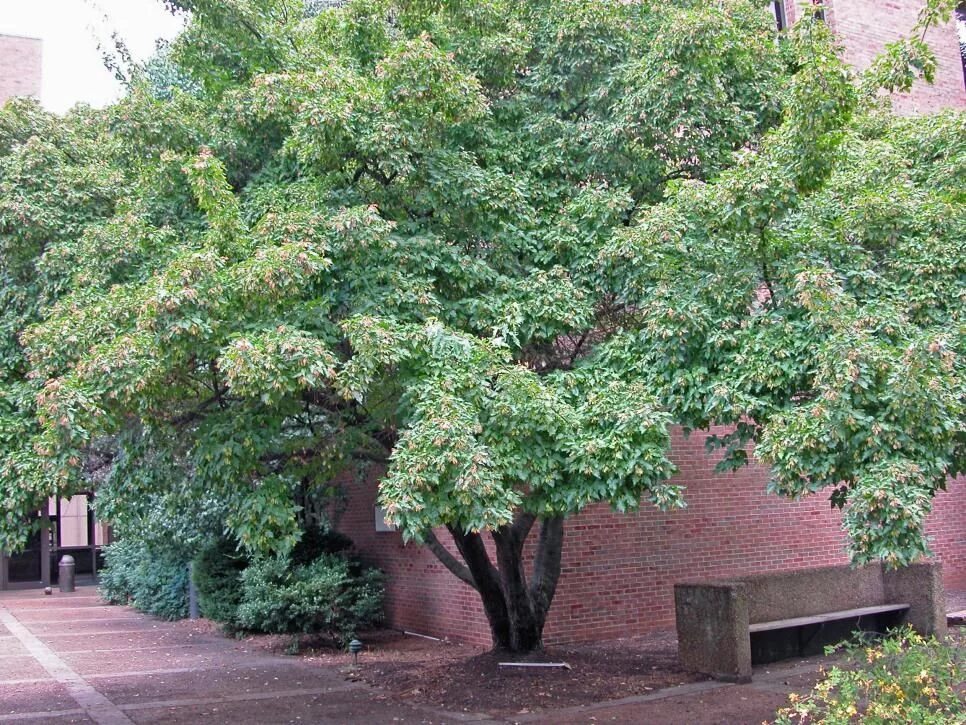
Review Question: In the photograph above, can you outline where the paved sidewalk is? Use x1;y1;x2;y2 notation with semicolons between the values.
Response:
0;586;830;725
3;586;961;724
0;585;483;724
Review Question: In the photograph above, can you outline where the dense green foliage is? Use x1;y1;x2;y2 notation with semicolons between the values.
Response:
192;537;249;626
774;627;964;724
237;553;384;643
191;526;357;628
602;100;965;566
290;525;354;565
101;524;379;633
99;539;190;620
1;0;962;650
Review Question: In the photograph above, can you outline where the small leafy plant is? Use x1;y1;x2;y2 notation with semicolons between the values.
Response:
774;626;964;724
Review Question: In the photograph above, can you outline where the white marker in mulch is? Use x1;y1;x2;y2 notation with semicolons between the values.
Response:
498;662;572;670
403;630;444;641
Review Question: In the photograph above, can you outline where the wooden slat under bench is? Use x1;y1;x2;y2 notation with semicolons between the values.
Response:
749;604;910;634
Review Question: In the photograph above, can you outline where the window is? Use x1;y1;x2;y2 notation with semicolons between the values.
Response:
56;495;90;547
810;0;826;23
374;505;398;532
770;1;788;31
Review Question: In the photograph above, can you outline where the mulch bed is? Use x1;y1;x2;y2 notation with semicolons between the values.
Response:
244;627;707;718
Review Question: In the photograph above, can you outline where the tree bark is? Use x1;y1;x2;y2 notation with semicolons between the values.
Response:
529;516;565;633
423;515;565;653
446;525;511;648
493;517;542;652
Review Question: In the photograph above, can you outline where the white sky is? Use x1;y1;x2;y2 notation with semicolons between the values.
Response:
0;0;186;113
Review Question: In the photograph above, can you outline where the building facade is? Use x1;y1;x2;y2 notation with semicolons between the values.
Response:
0;33;42;106
0;496;110;591
344;432;965;646
342;0;966;645
0;4;963;606
776;0;966;113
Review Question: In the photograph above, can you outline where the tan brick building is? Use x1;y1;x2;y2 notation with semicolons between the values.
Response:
0;33;42;106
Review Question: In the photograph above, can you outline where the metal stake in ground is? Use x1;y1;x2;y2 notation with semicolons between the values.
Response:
498;661;572;670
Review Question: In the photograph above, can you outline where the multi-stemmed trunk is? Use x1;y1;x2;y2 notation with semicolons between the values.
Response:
424;513;565;652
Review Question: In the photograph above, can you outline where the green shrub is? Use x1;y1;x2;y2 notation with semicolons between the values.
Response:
236;553;384;644
774;626;964;724
98;539;189;620
291;526;353;566
191;537;248;627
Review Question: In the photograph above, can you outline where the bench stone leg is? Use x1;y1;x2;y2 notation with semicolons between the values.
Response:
884;562;947;638
675;583;752;683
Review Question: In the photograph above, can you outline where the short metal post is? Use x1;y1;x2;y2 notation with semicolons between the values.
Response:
40;509;51;588
188;562;200;620
58;555;75;593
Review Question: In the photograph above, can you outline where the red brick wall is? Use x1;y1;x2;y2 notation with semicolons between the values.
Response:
0;35;42;106
826;0;966;112
928;475;966;589
775;1;965;112
341;427;966;646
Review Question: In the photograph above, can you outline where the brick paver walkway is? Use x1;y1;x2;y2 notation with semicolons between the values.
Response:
0;585;484;724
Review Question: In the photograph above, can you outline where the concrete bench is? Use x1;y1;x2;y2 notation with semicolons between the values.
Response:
674;562;946;682
747;603;910;634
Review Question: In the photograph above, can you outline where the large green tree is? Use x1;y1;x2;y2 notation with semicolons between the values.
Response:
1;0;961;651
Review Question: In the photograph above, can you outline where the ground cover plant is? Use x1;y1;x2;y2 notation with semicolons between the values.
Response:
0;0;962;652
774;626;965;724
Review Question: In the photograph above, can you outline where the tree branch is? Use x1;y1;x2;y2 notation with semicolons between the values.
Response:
529;516;565;620
169;394;223;426
510;511;536;545
423;529;478;590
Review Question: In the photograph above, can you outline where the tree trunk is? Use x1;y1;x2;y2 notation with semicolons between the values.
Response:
434;515;565;653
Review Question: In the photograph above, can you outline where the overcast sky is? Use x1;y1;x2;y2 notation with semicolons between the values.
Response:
1;0;186;113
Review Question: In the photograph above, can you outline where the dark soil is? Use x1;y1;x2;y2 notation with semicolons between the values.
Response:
245;627;707;718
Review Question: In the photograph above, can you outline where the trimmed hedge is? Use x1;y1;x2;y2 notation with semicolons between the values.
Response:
100;526;383;642
98;539;189;620
191;537;248;627
236;553;384;644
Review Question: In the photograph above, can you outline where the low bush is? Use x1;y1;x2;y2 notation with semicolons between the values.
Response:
191;537;248;627
774;626;964;724
99;539;189;620
236;553;384;645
